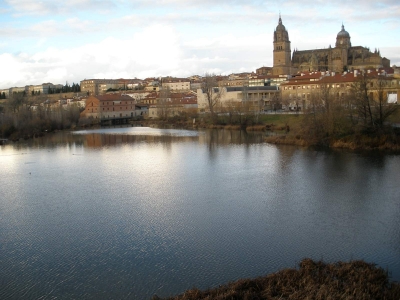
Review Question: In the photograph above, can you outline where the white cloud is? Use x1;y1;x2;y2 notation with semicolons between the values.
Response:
0;24;186;88
5;0;116;16
0;1;398;88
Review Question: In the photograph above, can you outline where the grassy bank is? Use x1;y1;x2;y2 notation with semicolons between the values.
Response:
260;112;400;152
154;259;400;300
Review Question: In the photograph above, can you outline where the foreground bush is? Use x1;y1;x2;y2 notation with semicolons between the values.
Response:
155;259;400;300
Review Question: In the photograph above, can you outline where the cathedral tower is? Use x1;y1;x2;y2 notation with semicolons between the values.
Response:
333;24;351;72
272;15;292;75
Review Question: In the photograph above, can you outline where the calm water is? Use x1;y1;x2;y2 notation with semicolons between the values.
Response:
1;127;399;299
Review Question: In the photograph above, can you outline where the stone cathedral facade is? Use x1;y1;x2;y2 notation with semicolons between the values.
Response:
272;16;390;75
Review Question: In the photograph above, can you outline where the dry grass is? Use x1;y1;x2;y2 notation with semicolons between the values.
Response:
154;259;400;300
264;135;310;147
246;125;269;131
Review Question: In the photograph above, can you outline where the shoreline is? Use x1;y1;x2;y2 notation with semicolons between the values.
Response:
155;259;400;300
3;119;400;153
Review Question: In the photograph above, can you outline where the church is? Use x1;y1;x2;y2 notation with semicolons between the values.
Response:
272;15;390;75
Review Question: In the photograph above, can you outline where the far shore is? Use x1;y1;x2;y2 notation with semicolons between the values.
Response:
2;111;400;153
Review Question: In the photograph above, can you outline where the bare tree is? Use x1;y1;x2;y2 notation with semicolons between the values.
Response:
373;77;398;128
158;87;171;120
201;73;223;118
350;73;397;129
350;72;374;127
9;92;26;113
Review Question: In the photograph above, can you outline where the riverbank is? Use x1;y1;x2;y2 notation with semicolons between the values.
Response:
154;259;400;300
264;131;400;152
137;115;400;152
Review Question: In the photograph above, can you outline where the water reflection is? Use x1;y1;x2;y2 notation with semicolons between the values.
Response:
1;127;399;300
0;127;265;151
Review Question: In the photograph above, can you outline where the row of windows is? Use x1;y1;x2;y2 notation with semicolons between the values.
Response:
284;80;400;91
288;92;347;99
101;101;134;105
102;106;135;111
284;83;352;90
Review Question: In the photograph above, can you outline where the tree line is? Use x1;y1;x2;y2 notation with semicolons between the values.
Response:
298;72;398;147
47;82;81;94
0;92;83;140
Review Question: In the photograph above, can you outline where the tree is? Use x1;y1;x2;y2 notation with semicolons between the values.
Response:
373;77;398;128
10;92;26;113
158;87;171;120
350;72;397;130
350;72;374;127
201;73;223;118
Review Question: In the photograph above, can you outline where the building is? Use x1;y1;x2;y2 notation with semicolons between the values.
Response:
197;86;280;113
280;68;399;111
248;74;290;87
256;67;273;76
272;15;390;75
148;92;198;118
80;79;143;96
161;77;191;91
80;94;148;120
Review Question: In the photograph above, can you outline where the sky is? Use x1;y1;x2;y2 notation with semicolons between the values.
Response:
0;0;399;89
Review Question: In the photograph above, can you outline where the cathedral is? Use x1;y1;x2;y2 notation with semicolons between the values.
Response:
272;15;390;75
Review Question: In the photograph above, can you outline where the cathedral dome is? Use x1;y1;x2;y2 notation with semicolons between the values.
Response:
337;24;350;38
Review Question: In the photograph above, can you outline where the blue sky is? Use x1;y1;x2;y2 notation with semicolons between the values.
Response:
0;0;399;89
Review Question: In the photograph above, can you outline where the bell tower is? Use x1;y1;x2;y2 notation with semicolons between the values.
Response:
273;15;292;75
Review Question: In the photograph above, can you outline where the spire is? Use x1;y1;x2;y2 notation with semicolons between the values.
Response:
279;12;282;25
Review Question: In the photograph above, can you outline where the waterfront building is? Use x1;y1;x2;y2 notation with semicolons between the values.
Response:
80;94;148;120
148;92;198;118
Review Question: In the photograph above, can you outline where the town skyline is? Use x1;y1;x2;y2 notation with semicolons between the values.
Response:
0;0;399;89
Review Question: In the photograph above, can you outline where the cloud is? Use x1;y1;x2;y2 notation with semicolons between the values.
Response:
0;1;398;88
0;24;185;88
5;0;117;16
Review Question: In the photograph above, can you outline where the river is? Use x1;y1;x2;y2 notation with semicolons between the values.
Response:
1;126;399;299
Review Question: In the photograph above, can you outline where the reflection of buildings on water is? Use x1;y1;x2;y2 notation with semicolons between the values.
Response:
198;129;265;146
81;128;265;148
83;132;199;148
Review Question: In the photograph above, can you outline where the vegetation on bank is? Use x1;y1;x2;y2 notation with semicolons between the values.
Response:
153;259;400;300
0;94;83;141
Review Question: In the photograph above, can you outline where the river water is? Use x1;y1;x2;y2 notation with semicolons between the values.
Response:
1;127;399;299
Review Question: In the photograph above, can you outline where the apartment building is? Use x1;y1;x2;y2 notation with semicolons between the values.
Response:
280;68;399;110
161;78;191;91
197;86;279;112
80;79;143;95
